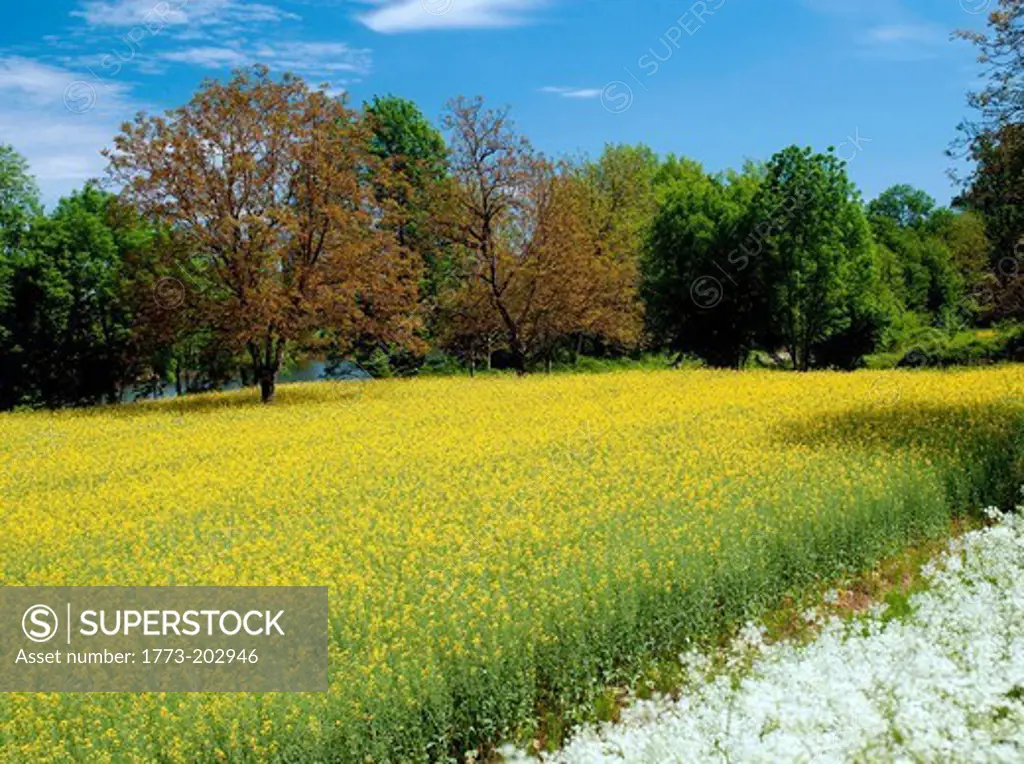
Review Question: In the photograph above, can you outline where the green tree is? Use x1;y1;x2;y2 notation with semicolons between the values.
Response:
644;158;764;368
927;209;990;290
360;95;452;374
0;184;155;409
811;205;888;370
753;146;878;370
573;143;658;360
867;184;936;229
870;220;961;319
867;186;967;325
955;124;1024;319
954;2;1024;319
0;145;43;381
583;144;659;251
364;95;450;302
0;145;41;253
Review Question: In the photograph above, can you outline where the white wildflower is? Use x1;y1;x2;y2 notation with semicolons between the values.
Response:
737;621;767;651
535;507;1024;763
866;602;888;619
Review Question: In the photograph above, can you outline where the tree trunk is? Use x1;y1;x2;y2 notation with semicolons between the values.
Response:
489;290;527;375
259;373;276;404
511;349;527;375
249;334;285;404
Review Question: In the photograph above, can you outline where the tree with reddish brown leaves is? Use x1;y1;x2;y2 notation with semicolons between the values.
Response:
106;66;423;402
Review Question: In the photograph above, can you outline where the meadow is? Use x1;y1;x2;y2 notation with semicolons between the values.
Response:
2;368;1024;762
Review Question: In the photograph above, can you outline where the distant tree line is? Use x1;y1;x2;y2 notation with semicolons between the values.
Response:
0;2;1020;407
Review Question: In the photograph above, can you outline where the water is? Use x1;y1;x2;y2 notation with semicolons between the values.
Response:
126;360;371;402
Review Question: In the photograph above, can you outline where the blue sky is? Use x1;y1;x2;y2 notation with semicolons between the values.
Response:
0;0;995;206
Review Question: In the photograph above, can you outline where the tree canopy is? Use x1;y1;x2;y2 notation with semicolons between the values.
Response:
106;67;423;402
0;26;1020;409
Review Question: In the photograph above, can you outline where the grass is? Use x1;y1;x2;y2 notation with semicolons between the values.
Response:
1;367;1023;762
526;512;986;755
546;510;1024;761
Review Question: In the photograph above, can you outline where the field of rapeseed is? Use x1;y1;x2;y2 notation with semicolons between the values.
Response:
1;368;1024;761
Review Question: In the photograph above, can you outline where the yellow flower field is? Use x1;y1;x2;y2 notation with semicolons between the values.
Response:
2;368;1024;761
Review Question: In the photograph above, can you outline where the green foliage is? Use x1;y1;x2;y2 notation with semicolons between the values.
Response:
868;184;936;229
926;208;990;292
162;329;242;396
952;3;1024;321
0;184;155;408
364;347;395;378
583;143;659;248
419;350;466;375
956;124;1024;321
0;145;42;364
644;159;764;368
364;94;452;308
0;55;1021;411
365;94;448;182
886;324;1024;368
752;146;882;370
868;186;967;324
0;144;41;254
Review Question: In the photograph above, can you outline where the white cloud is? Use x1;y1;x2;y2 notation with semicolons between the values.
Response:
0;56;83;102
800;0;948;61
161;41;373;78
63;1;371;81
856;22;947;61
358;0;550;34
0;57;136;206
159;45;248;68
72;0;297;30
865;23;943;46
0;5;378;205
540;86;601;100
0;48;363;207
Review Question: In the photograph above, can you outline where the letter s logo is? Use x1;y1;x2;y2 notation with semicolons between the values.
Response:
22;605;59;643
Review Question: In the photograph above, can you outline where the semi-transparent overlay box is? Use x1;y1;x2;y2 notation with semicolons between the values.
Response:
1;587;328;692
